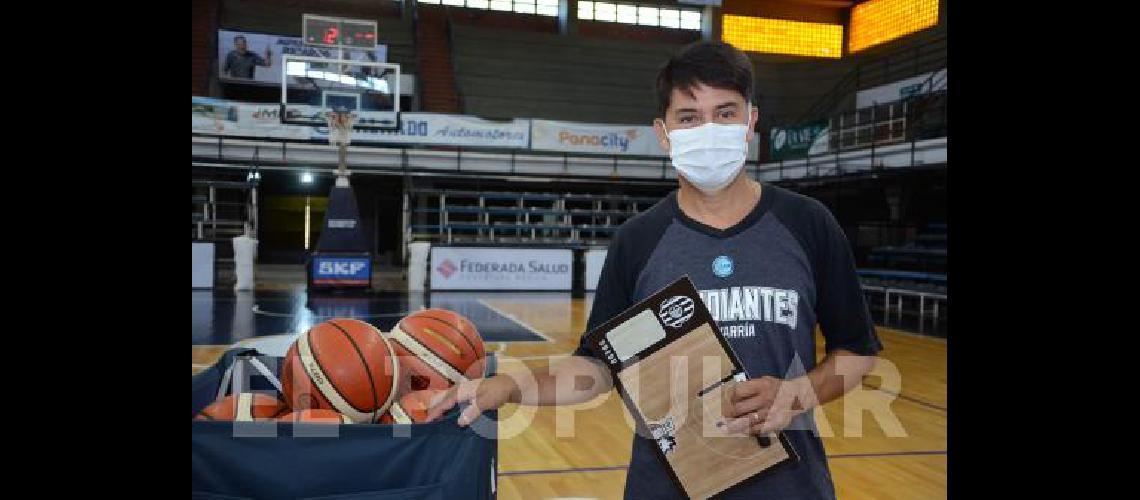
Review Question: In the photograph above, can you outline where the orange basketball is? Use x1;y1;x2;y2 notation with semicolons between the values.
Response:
387;309;485;392
277;409;352;424
195;393;287;422
378;388;447;424
280;318;400;423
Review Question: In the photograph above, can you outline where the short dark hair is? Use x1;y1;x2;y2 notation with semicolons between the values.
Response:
234;35;247;43
655;42;754;117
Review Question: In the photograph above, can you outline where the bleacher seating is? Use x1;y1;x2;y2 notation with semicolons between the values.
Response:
378;17;418;75
859;222;947;293
408;189;659;245
449;24;684;124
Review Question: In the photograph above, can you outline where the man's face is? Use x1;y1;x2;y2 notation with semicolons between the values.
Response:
653;82;758;152
235;38;248;53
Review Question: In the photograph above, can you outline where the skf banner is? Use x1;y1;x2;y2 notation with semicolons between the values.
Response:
311;255;371;286
217;29;387;84
531;119;760;160
312;113;530;148
430;247;572;290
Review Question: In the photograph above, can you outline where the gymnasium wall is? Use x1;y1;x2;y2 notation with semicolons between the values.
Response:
192;0;220;96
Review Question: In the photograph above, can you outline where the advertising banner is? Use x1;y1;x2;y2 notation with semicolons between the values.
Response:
430;247;573;291
531;119;759;160
218;29;386;85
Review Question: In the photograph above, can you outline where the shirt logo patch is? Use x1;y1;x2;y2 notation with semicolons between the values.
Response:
712;255;734;278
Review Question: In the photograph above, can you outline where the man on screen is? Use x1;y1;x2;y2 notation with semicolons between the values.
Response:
428;42;882;499
223;35;273;79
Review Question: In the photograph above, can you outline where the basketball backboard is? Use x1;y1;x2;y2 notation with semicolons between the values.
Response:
280;55;400;130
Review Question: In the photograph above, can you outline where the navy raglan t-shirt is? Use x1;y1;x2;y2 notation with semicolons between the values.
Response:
573;184;882;500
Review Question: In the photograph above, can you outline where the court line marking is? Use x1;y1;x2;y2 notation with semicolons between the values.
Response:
497;450;948;476
476;299;555;343
827;450;947;459
251;305;411;318
862;382;947;412
498;465;627;477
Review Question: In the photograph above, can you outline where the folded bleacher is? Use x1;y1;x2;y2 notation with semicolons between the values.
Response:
450;24;684;124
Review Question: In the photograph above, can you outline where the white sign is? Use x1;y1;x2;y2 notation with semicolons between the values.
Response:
192;98;311;138
531;119;663;156
585;248;607;291
313;112;530;148
193;98;529;147
530;119;759;160
430;247;573;290
856;69;947;108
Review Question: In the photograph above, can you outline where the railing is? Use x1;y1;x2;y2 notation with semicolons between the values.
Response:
797;33;947;124
759;88;947;182
831;100;908;151
862;284;947;334
192;179;257;244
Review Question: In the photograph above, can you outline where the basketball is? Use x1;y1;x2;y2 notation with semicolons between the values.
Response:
387;308;486;392
378;388;447;424
280;318;400;423
277;408;353;424
195;393;287;422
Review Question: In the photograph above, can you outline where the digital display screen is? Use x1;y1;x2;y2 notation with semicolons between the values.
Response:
303;16;377;49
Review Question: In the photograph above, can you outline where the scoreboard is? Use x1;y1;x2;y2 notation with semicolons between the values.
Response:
302;14;378;49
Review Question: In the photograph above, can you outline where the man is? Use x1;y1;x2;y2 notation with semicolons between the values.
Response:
428;41;882;499
223;35;272;79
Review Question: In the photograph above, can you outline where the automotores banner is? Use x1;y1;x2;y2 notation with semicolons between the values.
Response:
217;29;387;84
192;98;529;146
311;113;530;148
430;247;572;290
530;119;760;160
769;120;830;160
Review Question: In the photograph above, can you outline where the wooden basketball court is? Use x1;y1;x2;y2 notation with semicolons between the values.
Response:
192;293;946;499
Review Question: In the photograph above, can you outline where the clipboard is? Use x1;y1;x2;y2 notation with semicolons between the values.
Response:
586;276;798;499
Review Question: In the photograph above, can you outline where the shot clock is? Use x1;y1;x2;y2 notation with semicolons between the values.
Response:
302;14;378;49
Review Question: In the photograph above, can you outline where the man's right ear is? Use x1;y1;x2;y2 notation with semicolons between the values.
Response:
652;118;670;153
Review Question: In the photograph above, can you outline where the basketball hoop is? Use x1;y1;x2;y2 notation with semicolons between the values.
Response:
325;110;358;147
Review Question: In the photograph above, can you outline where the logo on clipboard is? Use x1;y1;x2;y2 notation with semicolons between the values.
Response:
658;295;695;329
649;416;678;455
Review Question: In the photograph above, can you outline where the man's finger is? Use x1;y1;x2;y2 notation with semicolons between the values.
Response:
457;401;482;427
724;415;756;435
425;387;458;421
728;396;773;418
731;379;767;401
757;414;787;435
455;379;479;404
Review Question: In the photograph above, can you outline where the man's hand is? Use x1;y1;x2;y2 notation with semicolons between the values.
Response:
722;376;814;436
425;374;519;426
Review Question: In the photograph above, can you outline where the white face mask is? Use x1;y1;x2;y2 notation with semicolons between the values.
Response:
662;112;750;194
